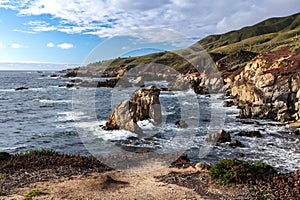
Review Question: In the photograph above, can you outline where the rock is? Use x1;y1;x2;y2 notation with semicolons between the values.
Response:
103;86;162;134
229;139;245;148
236;130;262;138
169;154;193;168
15;87;28;91
195;162;211;171
223;100;234;107
175;120;188;128
205;129;231;143
50;74;59;78
237;153;245;157
168;75;190;91
58;83;74;88
63;68;79;77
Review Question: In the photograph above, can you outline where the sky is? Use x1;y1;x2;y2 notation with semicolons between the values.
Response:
0;0;299;70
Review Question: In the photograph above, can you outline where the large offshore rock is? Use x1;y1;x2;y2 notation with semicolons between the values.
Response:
103;86;162;134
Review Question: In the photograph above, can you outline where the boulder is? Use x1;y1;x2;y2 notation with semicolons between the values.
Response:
236;130;262;138
175;120;188;128
103;86;162;134
205;129;231;143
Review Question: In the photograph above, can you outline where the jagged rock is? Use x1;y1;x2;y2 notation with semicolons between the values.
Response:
15;87;28;91
236;130;262;138
205;129;231;143
103;86;162;134
175;120;188;128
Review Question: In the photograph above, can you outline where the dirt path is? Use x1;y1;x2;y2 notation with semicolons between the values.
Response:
3;167;205;200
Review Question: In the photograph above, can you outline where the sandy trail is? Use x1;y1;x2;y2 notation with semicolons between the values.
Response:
3;166;205;200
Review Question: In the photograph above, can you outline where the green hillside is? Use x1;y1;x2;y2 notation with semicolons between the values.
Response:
69;12;300;77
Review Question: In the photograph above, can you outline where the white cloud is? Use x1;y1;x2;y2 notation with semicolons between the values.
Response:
3;0;300;43
57;42;74;49
46;42;54;47
10;43;23;49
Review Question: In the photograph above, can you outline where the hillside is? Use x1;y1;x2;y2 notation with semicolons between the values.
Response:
62;12;300;77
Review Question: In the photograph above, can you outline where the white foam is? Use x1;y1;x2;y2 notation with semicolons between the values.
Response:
33;99;71;104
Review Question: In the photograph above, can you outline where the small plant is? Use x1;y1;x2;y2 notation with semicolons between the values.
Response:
0;173;6;179
22;149;57;157
8;161;18;169
208;158;276;186
23;189;45;200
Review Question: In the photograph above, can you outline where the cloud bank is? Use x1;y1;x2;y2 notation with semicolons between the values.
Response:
1;0;299;42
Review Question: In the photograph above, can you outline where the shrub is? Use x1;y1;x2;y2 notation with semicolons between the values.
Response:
208;158;276;186
22;149;57;157
23;189;45;200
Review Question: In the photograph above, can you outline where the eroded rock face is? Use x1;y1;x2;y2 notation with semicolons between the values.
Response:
103;86;162;134
231;48;300;123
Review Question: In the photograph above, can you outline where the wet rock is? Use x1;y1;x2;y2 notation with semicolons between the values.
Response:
58;83;74;88
103;86;162;134
50;74;59;78
236;130;262;138
15;87;28;91
205;129;231;143
229;139;245;148
175;120;188;128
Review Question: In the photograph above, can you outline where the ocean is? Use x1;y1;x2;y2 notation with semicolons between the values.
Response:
0;70;299;172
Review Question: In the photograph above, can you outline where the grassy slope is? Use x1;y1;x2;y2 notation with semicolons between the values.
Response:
80;12;300;76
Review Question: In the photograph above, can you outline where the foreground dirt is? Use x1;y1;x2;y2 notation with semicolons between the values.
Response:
3;167;209;200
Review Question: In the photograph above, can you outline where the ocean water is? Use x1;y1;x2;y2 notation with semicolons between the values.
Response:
0;71;299;172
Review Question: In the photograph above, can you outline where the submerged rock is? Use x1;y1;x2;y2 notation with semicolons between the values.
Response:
103;86;162;134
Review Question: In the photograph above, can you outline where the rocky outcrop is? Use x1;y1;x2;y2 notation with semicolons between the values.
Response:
103;86;162;134
169;72;223;94
231;48;300;123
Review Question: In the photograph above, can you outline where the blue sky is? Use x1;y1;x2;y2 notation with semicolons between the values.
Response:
0;0;299;70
